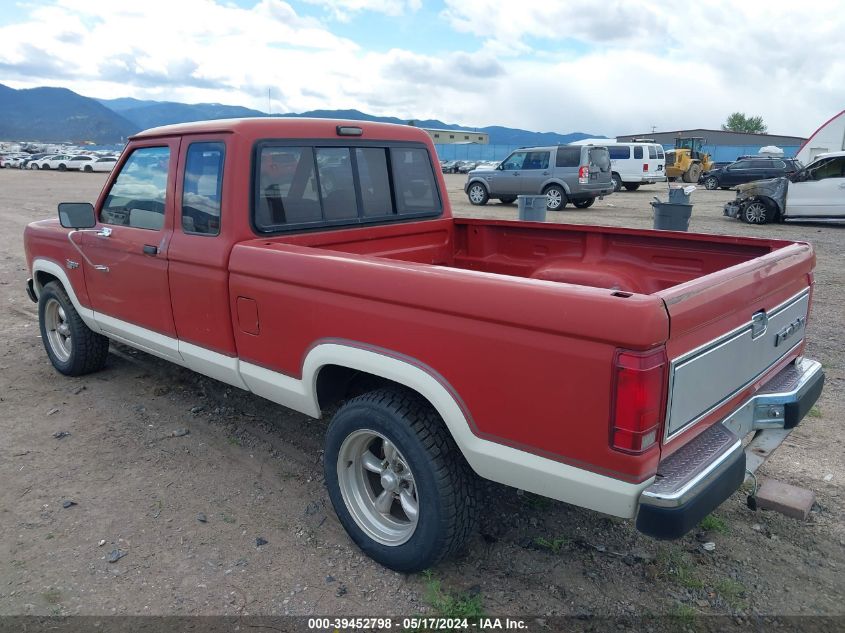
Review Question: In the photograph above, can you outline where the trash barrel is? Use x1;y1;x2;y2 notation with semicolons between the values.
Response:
668;186;691;204
651;198;692;231
518;195;547;221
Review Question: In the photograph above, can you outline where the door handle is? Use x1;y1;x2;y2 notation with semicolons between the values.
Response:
143;244;158;255
542;171;550;175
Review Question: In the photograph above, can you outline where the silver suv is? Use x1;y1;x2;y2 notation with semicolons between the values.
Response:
464;144;613;210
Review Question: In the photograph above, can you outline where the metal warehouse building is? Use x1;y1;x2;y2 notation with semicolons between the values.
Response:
423;128;489;145
616;129;807;162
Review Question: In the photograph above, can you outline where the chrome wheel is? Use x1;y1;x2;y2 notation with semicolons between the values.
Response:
742;201;769;224
337;429;419;546
545;187;564;210
467;183;488;205
704;176;718;190
44;298;72;362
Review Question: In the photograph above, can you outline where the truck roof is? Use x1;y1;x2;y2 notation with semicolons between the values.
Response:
131;117;433;144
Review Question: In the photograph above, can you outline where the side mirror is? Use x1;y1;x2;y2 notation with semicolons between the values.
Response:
58;202;96;229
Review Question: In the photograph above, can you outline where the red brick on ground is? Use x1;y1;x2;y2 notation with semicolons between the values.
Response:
756;478;816;520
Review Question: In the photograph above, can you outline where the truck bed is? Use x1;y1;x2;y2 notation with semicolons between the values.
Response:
271;217;798;295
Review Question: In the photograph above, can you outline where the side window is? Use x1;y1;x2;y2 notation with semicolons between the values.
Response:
810;157;845;180
101;146;170;230
356;148;392;217
501;152;526;170
732;160;751;169
182;142;224;236
633;146;644;159
391;147;439;215
657;146;665;158
648;145;657;159
522;151;549;170
555;147;580;167
316;148;358;221
608;147;630;160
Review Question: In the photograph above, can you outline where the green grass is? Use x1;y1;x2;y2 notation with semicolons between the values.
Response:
228;436;242;446
669;603;697;624
533;536;570;554
522;492;552;510
42;588;62;605
422;570;485;620
699;514;728;533
715;579;746;609
808;405;822;418
660;549;704;589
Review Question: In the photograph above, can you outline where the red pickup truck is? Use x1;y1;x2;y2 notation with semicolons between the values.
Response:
23;118;824;572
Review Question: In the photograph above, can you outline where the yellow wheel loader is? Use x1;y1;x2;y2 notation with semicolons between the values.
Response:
665;137;714;182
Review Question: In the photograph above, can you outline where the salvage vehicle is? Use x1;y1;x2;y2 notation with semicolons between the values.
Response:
24;118;824;572
724;151;845;223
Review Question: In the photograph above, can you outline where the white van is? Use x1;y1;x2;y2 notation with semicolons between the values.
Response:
604;142;667;192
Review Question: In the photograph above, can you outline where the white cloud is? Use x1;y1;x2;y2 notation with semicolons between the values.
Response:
0;0;841;139
302;0;421;21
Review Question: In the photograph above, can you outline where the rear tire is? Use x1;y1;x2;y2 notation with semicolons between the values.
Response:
84;165;94;173
38;281;109;376
573;198;595;209
611;173;623;192
623;183;640;191
544;184;567;211
499;196;517;204
467;182;489;206
324;389;476;572
58;164;67;171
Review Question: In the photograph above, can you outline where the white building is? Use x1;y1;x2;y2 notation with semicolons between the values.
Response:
795;109;845;165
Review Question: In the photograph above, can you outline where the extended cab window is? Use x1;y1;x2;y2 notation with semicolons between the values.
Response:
101;146;170;230
182;142;224;235
254;143;440;232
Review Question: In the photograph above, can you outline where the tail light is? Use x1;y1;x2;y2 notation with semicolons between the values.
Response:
578;165;589;184
610;347;667;453
643;163;649;172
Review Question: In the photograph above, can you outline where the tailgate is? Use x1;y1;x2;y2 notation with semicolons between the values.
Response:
657;241;815;443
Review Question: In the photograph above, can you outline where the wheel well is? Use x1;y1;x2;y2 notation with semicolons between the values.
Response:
468;179;487;191
316;365;409;412
34;270;60;294
542;181;569;196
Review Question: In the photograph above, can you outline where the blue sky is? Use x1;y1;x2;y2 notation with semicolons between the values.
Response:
1;1;842;137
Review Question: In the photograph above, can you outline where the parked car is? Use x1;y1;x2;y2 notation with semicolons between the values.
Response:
440;160;458;173
84;156;118;172
24;118;823;573
65;155;97;171
702;157;802;190
603;142;667;191
32;154;75;170
1;154;28;168
20;153;51;169
724;151;845;223
465;144;613;209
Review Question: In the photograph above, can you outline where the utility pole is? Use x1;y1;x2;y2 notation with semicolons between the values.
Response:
268;88;271;115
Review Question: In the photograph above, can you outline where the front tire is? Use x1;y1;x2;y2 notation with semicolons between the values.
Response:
84;165;94;173
38;281;109;376
704;176;719;190
544;184;567;211
324;389;476;572
467;182;489;206
739;200;774;224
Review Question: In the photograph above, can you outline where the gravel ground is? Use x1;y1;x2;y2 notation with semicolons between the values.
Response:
0;168;842;621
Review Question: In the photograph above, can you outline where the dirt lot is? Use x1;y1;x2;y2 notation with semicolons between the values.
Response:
1;169;843;621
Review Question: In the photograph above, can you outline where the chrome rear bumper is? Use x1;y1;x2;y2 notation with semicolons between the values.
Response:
636;358;824;539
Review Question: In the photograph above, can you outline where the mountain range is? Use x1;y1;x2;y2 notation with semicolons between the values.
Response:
0;83;602;146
